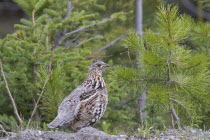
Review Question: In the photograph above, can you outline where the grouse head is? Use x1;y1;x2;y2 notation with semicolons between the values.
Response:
89;60;109;72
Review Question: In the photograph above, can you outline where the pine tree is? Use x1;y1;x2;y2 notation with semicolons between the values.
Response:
116;5;210;128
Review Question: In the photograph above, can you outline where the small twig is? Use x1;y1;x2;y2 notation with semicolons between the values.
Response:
0;60;22;127
144;59;162;66
64;34;80;48
87;55;113;59
117;98;136;110
168;80;190;86
169;98;191;118
74;37;102;48
171;61;202;69
117;74;166;82
127;49;134;68
138;78;165;81
32;10;35;26
65;19;112;38
95;34;128;53
187;61;202;69
34;62;48;65
170;105;180;129
26;51;54;128
55;19;111;48
81;27;104;32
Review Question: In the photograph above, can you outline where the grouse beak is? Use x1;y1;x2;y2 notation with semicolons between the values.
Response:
103;63;109;67
105;64;109;67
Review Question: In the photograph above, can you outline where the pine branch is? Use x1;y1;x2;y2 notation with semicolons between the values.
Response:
144;59;162;66
74;36;101;48
137;78;166;81
27;74;50;128
64;34;80;48
54;0;73;49
168;80;186;85
0;60;22;127
65;19;112;38
95;34;128;53
116;70;166;82
27;51;54;128
54;19;111;49
169;98;191;118
187;61;202;69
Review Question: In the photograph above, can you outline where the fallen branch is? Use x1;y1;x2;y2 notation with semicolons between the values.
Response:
95;34;128;53
0;60;22;127
0;124;9;136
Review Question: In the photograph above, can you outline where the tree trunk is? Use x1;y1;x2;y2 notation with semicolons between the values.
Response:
135;0;146;125
137;91;147;125
136;0;143;36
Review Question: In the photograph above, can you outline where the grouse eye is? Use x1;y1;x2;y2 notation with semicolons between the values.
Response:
97;64;101;67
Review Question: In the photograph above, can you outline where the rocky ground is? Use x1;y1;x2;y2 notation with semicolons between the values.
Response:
0;127;209;140
150;127;210;140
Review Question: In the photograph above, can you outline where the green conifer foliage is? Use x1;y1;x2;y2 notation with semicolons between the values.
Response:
36;65;70;120
98;64;140;132
116;5;210;128
0;0;122;128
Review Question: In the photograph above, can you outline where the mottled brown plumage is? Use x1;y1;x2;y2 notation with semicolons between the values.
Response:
47;60;109;131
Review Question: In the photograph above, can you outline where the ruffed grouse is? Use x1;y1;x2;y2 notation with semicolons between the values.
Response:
47;60;109;131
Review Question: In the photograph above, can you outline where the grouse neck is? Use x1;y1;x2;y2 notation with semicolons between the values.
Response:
86;68;105;89
88;68;103;78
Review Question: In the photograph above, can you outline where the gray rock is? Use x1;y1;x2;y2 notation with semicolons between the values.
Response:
1;127;120;140
1;127;210;140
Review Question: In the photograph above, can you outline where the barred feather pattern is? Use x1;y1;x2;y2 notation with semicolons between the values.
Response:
47;60;108;131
